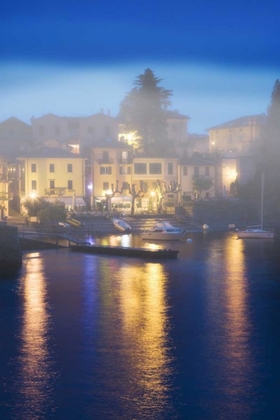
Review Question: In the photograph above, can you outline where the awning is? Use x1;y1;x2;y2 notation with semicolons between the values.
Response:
44;197;86;206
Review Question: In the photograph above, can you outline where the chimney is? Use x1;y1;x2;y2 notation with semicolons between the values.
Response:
100;108;104;114
108;109;111;117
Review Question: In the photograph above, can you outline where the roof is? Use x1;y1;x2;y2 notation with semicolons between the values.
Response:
0;117;31;128
17;147;85;159
31;112;116;122
206;114;267;131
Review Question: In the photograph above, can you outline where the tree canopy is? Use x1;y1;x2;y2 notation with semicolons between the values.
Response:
119;68;172;156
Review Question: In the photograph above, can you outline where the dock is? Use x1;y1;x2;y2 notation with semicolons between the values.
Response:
70;244;179;259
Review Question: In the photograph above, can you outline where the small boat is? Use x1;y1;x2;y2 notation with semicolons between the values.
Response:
237;173;274;239
112;217;132;232
236;227;274;239
141;221;184;241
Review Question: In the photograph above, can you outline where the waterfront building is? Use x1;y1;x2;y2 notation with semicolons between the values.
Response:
91;139;133;211
0;117;32;158
207;114;266;156
17;147;87;212
31;111;119;154
178;154;216;201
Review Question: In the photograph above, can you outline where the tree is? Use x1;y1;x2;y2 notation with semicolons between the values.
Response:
192;176;213;199
119;68;172;156
263;79;280;165
126;181;148;215
156;180;180;213
37;205;66;225
23;197;49;217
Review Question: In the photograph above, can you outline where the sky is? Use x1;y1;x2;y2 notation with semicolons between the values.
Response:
1;0;279;133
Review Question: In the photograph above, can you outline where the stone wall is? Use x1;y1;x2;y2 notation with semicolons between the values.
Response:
0;224;22;268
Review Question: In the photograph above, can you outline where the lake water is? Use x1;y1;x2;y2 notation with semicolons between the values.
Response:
1;232;280;419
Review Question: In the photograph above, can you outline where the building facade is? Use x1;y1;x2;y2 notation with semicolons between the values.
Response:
18;147;87;211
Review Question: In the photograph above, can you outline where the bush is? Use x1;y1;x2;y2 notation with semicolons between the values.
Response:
37;205;66;224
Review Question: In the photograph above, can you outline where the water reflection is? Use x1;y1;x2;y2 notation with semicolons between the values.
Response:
17;252;55;418
206;235;254;415
117;263;172;416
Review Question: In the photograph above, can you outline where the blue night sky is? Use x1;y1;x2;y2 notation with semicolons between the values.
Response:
1;0;279;133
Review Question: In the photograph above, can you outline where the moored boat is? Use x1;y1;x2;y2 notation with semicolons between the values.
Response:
141;220;184;241
236;173;274;239
112;217;132;232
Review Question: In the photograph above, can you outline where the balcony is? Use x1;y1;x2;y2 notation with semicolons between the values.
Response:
96;158;114;165
45;187;67;196
119;157;133;164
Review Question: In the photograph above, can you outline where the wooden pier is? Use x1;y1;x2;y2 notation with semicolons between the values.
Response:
70;244;179;259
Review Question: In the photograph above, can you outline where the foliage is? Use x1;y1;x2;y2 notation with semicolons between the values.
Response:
192;176;213;199
119;68;172;156
37;205;66;224
23;197;49;217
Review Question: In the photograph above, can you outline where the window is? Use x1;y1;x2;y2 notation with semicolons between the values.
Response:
105;126;111;137
55;126;60;136
39;125;44;136
103;182;109;191
194;167;199;176
49;180;55;189
122;182;129;190
68;180;73;190
88;126;94;135
31;180;37;190
119;166;131;175
68;122;79;137
205;166;210;176
134;163;147;174
149;163;162;174
31;163;36;173
100;167;112;175
67;164;73;173
183;166;188;176
168;162;173;175
172;123;178;132
228;134;233;144
49;164;55;173
102;151;109;163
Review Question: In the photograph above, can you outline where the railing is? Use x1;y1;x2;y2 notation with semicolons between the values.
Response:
96;158;114;165
45;187;67;195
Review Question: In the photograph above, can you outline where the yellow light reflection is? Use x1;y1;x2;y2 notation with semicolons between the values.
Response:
118;263;170;405
19;253;52;415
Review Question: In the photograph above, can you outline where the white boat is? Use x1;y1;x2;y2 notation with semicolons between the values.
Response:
112;217;132;232
236;173;274;239
141;221;184;241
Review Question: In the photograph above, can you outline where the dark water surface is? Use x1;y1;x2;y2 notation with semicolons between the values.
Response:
1;232;280;419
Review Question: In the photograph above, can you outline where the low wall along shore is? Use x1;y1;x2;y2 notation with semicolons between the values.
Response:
0;225;22;269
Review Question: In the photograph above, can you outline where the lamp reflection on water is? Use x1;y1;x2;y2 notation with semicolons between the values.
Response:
118;263;171;412
18;253;54;417
207;236;253;402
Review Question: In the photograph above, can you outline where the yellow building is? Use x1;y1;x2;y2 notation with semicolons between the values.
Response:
207;114;266;156
18;147;86;211
91;140;133;212
178;154;216;200
132;156;179;213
